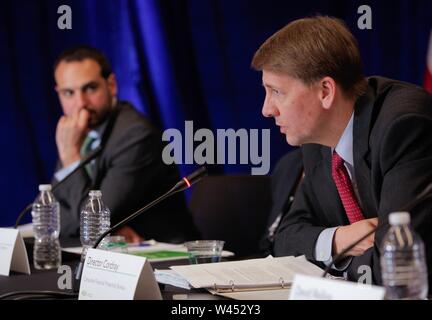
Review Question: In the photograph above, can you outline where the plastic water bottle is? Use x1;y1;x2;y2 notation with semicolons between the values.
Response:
80;190;110;260
31;184;61;270
380;212;428;299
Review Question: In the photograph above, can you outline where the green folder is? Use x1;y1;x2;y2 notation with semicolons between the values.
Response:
132;250;190;260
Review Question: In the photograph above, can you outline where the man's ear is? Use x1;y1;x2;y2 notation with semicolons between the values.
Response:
319;77;336;110
107;73;118;97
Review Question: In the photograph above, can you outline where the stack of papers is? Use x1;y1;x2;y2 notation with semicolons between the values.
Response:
159;255;325;300
170;255;324;290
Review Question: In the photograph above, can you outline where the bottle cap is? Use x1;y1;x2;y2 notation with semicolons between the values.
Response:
89;190;102;197
389;212;411;226
39;184;52;191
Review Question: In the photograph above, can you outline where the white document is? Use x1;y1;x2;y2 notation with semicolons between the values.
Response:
62;241;182;255
290;274;385;300
79;248;162;300
154;269;192;290
170;255;324;292
0;228;31;276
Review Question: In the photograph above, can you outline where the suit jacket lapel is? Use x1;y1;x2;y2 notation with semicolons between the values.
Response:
91;102;121;188
353;85;378;218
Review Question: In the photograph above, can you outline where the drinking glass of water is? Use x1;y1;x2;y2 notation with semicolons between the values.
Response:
104;235;128;254
184;240;225;264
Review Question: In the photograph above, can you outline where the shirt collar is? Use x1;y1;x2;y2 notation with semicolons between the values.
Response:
334;112;354;167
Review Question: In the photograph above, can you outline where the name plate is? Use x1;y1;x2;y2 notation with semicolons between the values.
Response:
79;248;162;300
290;274;385;300
0;228;31;276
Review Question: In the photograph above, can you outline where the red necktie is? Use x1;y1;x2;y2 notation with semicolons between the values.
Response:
331;151;365;224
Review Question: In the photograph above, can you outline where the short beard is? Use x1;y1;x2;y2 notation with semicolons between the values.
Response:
87;97;115;128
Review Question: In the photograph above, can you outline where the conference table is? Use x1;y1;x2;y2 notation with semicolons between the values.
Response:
0;240;222;300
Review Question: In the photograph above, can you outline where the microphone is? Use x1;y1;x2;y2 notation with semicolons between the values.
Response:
322;183;432;278
14;146;103;229
73;166;208;291
93;166;207;249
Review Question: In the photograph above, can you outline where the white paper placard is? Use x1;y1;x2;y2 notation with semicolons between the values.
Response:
0;228;31;276
289;274;385;300
79;248;162;300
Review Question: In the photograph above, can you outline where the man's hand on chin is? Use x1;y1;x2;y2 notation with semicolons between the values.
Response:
56;109;90;167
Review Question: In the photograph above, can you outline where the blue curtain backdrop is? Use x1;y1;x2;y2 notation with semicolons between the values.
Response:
1;0;431;226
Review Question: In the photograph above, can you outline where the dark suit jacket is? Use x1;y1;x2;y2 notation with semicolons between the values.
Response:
274;77;432;290
259;148;303;256
54;101;200;246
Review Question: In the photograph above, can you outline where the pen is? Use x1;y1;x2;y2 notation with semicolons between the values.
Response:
138;241;151;247
129;240;157;247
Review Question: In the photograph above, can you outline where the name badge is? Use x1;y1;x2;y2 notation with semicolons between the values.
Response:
290;274;385;300
79;248;162;300
0;228;31;276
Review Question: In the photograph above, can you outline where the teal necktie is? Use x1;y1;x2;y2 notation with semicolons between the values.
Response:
80;135;97;177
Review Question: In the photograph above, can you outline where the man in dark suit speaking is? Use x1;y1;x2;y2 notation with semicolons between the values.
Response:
52;46;198;245
252;16;432;289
